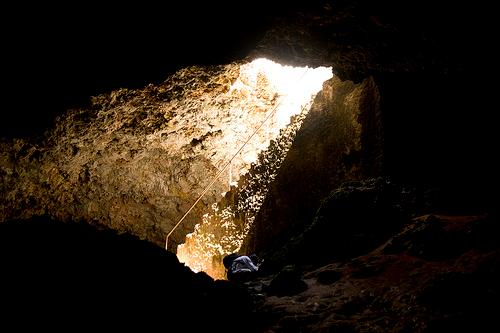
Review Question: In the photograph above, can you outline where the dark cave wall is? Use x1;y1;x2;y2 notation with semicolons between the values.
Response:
242;75;383;254
242;0;497;255
250;0;496;193
378;70;495;187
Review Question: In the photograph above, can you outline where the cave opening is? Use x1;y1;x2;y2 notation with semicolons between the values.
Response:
174;58;332;279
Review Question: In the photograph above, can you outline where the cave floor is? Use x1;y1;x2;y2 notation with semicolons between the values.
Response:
239;214;500;332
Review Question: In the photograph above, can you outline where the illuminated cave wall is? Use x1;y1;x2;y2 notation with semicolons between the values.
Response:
174;61;333;278
0;59;331;256
1;1;487;283
0;53;384;279
0;52;384;280
176;73;383;279
176;98;312;278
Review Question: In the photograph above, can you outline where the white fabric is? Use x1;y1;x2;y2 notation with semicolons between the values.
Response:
230;255;258;274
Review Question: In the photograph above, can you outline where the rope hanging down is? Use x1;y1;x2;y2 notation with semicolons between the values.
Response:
165;67;310;251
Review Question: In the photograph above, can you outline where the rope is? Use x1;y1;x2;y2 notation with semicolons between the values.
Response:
165;66;310;251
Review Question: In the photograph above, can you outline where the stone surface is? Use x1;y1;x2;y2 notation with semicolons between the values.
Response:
0;60;334;257
242;76;382;256
248;213;500;333
1;1;497;331
1;63;268;248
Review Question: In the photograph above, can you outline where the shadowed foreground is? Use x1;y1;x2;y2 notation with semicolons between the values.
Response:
0;216;254;332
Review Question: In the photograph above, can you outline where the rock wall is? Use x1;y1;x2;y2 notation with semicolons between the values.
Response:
0;59;334;253
1;63;291;248
242;74;382;255
237;0;497;255
250;0;495;189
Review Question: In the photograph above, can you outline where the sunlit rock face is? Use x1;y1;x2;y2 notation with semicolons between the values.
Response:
175;60;333;278
176;74;382;279
0;59;331;260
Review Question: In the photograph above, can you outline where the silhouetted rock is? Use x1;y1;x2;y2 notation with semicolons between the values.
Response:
0;216;255;332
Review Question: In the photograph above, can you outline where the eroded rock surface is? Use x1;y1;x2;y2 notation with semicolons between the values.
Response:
0;60;335;254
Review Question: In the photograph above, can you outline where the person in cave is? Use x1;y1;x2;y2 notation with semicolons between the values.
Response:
223;253;261;282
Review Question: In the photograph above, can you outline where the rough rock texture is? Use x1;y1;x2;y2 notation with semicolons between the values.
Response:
252;0;496;199
0;1;498;332
236;0;497;259
177;104;314;278
174;72;381;278
2;0;495;260
0;63;283;248
242;75;382;255
257;178;414;270
246;212;500;333
252;0;439;80
0;60;334;254
238;177;499;332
